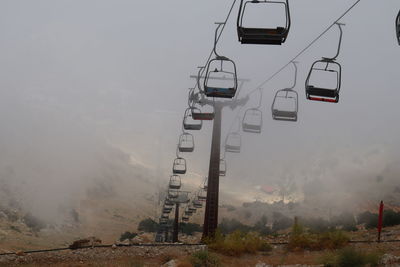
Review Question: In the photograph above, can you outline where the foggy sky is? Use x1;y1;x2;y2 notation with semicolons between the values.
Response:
0;0;399;217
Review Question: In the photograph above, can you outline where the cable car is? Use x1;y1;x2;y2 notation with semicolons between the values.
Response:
242;108;263;133
169;175;181;190
219;159;226;176
225;132;241;153
305;23;344;103
193;200;203;209
183;108;202;130
204;23;238;98
396;10;400;45
172;157;186;174
237;0;291;45
168;188;179;199
178;132;194;152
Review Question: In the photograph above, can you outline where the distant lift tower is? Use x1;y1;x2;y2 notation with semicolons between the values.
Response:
190;74;250;239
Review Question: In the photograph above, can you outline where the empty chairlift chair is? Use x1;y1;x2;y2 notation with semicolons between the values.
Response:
172;157;186;174
198;189;207;201
178;132;194;152
272;61;299;121
204;23;238;98
164;199;174;207
219;159;226;176
183;107;202;130
243;88;263;132
225;133;241;153
168;188;179;199
306;23;344;103
182;216;189;222
169;175;181;190
193;200;203;209
161;214;169;219
237;0;291;45
191;104;215;121
396;10;400;45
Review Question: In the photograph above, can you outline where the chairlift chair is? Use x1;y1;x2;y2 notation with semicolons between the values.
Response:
178;132;194;152
159;218;168;225
172;157;186;174
219;159;226;176
237;0;291;45
182;216;189;222
225;132;241;153
188;206;197;213
305;23;344;103
272;61;299;121
272;89;298;121
396;10;400;45
164;199;174;207
193;200;203;209
184;210;193;216
169;175;181;190
163;207;172;213
198;190;207;201
168;188;179;199
183;108;202;130
191;105;215;121
161;214;169;219
204;23;238;98
242;108;263;133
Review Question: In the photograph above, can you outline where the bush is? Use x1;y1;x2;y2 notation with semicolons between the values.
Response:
218;218;252;235
357;211;378;229
23;213;46;232
272;212;292;232
181;223;202;236
320;247;382;267
137;218;159;232
207;230;271;256
190;250;220;267
288;220;349;251
383;209;400;227
119;231;137;241
330;212;357;232
253;215;271;235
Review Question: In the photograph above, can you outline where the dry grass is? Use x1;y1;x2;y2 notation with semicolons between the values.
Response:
206;230;272;256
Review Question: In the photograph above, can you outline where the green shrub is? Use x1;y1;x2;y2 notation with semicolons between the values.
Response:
288;220;349;251
137;218;158;232
119;231;137;241
320;247;382;267
218;218;252;234
190;250;220;267
181;223;202;235
383;209;400;227
207;230;271;256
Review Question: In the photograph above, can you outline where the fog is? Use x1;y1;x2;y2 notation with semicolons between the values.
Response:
0;0;399;230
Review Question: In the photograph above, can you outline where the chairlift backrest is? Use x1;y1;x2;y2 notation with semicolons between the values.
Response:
191;104;215;121
237;0;291;45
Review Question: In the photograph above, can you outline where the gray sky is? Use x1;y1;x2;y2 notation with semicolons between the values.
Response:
0;0;399;214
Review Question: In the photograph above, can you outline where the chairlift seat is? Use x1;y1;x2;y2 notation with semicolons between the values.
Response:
184;210;193;216
168;189;179;198
242;108;263;133
204;58;238;99
193;201;203;208
188;207;196;212
238;27;287;45
204;87;236;98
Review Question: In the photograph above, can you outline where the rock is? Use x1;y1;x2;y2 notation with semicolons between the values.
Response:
381;253;400;265
255;262;271;267
112;244;117;249
15;251;25;256
162;259;177;267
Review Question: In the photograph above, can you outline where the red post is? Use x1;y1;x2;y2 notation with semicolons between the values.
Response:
377;200;384;242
